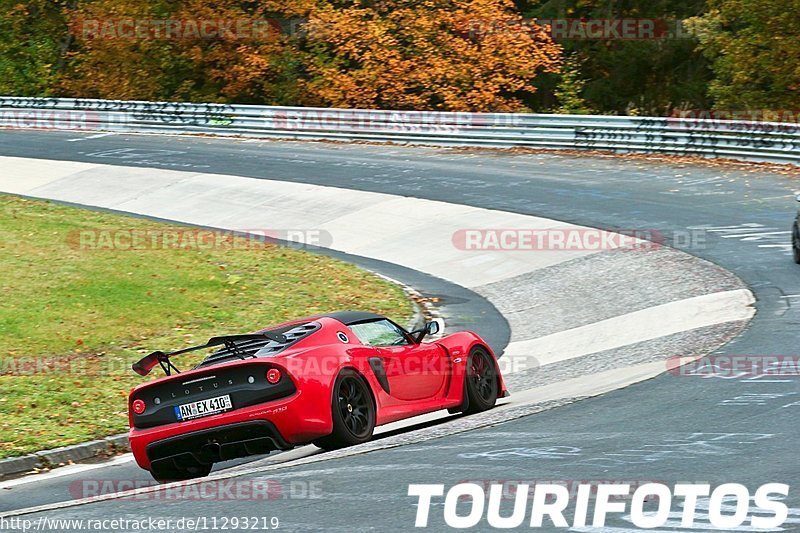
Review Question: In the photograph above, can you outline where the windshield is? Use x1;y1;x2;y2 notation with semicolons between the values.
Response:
349;319;410;347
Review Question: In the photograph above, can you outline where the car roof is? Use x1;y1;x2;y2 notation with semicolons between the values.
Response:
321;311;385;325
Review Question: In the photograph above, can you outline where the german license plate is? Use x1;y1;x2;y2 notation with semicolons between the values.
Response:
175;394;232;421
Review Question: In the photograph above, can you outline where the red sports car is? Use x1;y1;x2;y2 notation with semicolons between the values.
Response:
128;311;507;482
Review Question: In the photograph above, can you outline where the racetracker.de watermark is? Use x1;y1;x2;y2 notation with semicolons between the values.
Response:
66;228;333;251
70;478;322;501
1;354;526;377
0;109;116;130
262;108;522;134
71;18;285;40
464;18;693;40
0;516;279;532
669;109;800;133
452;229;663;252
0;356;124;376
667;355;800;378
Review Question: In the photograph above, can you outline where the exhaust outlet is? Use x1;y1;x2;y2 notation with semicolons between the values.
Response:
201;441;222;459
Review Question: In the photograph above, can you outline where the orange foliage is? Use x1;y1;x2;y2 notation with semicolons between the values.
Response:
60;0;308;102
299;0;563;111
56;0;561;111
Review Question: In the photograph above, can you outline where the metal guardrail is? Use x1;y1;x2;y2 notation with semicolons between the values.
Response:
1;96;799;165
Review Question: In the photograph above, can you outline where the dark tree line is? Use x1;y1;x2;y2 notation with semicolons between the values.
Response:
0;0;797;115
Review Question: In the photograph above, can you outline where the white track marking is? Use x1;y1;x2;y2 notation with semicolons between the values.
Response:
721;231;790;239
689;223;793;251
504;289;755;372
506;361;664;405
65;133;116;142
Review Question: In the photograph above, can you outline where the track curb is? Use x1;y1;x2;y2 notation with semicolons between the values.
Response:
0;435;130;479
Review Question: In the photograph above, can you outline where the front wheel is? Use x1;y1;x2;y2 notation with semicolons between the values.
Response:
313;370;376;451
463;347;499;414
793;224;800;264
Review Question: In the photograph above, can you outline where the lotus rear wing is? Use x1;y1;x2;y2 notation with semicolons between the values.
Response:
132;332;287;377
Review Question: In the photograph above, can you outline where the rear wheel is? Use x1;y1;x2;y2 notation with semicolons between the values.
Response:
463;347;499;414
313;370;376;451
150;459;212;483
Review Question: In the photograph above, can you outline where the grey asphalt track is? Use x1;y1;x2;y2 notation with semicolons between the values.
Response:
0;130;799;531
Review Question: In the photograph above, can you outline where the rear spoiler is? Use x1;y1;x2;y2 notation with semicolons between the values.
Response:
132;332;287;377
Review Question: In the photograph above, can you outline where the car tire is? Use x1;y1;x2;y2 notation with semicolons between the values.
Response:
793;224;800;264
313;369;376;451
150;460;212;483
463;347;499;414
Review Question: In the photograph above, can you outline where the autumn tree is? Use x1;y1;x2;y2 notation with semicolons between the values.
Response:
296;0;562;111
61;0;210;101
686;0;800;110
0;0;74;96
59;0;310;103
56;0;563;111
553;54;595;114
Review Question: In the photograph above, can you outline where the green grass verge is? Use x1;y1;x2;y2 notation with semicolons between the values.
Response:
0;195;412;459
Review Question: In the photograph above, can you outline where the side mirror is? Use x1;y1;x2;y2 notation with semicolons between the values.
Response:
412;320;441;343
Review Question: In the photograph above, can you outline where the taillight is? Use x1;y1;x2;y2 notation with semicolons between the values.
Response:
132;399;146;414
266;368;282;384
